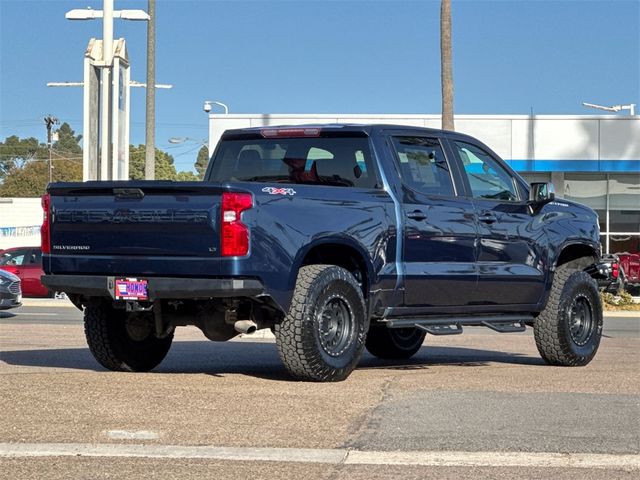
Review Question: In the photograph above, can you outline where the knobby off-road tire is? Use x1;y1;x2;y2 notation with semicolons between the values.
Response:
84;300;173;372
534;265;603;366
274;265;368;382
365;327;426;360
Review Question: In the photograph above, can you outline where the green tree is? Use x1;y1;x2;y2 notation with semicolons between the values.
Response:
0;135;47;181
129;144;200;181
129;144;178;180
175;171;199;181
195;145;210;179
0;158;82;197
53;122;83;155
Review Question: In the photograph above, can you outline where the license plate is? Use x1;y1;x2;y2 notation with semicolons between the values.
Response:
114;278;148;301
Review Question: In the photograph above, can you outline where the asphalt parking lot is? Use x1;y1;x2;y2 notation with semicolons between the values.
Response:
1;300;639;479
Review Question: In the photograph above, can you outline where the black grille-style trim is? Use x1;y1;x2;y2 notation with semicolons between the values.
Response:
8;281;21;295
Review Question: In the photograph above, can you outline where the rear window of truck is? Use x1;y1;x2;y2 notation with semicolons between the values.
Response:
207;136;378;188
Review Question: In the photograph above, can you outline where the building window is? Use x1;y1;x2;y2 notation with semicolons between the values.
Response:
564;174;607;235
608;174;640;253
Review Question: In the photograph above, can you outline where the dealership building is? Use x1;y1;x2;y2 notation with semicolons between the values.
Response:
208;113;640;254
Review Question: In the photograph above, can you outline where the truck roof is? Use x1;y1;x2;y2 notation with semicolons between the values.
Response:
221;123;468;139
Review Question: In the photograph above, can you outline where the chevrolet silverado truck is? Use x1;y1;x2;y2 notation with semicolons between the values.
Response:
42;124;604;381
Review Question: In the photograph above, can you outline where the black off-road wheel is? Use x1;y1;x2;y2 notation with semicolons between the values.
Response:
534;265;603;366
365;327;426;359
84;300;173;372
274;265;368;382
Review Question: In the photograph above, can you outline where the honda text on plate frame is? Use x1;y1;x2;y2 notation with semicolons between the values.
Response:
114;278;149;301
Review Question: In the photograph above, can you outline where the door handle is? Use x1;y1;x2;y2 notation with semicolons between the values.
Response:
478;212;497;224
406;210;428;221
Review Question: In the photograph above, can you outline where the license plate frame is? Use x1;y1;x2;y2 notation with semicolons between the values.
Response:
114;278;149;301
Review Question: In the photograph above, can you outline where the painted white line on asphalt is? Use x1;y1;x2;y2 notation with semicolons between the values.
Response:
0;443;638;469
106;431;159;440
0;443;345;464
19;301;75;308
14;313;59;316
346;450;640;469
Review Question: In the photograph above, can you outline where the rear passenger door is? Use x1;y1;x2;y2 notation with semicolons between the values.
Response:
449;139;546;306
390;136;478;307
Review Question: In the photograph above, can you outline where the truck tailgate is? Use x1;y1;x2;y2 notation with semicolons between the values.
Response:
47;182;224;275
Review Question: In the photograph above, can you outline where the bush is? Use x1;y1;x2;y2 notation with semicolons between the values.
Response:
601;290;640;311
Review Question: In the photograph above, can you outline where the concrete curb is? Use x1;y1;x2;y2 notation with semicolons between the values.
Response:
602;310;640;318
0;442;638;469
20;298;75;308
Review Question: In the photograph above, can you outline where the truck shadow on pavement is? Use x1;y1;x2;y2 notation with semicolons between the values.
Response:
0;340;545;380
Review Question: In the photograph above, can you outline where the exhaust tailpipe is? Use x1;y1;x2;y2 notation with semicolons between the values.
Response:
234;320;257;335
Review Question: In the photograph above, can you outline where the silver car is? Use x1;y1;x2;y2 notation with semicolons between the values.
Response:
0;268;21;309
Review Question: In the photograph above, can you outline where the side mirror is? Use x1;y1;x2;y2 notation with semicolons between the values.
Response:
529;182;555;204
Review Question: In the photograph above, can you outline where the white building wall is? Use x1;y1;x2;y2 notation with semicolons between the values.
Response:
0;198;42;250
208;114;640;164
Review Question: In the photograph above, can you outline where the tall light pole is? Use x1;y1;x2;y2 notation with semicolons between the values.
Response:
65;1;150;180
101;0;114;177
145;0;156;180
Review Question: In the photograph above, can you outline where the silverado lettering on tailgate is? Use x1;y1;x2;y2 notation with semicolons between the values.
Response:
56;209;210;224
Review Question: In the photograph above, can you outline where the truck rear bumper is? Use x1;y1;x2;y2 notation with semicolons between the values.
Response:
41;275;264;300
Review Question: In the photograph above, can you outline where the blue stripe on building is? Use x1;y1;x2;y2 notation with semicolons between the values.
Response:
505;159;640;173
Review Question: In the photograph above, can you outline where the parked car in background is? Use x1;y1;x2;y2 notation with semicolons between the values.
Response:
617;252;640;293
591;254;624;294
0;246;51;297
0;268;22;309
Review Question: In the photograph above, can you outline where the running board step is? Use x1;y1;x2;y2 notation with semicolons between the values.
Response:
415;323;463;335
481;320;527;333
384;315;533;335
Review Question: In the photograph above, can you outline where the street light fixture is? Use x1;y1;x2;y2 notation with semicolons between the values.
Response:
66;8;150;21
204;101;229;114
168;137;207;146
582;102;636;116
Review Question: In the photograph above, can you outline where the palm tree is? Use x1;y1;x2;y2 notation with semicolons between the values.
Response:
440;0;454;131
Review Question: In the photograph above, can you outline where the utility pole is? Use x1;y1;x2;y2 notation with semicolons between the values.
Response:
44;115;59;184
145;0;156;180
440;0;455;131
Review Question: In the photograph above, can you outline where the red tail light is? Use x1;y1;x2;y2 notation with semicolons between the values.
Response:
41;193;51;254
612;263;619;279
221;192;252;256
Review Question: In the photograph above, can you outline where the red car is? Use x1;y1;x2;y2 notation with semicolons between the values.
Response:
618;252;640;291
0;246;51;297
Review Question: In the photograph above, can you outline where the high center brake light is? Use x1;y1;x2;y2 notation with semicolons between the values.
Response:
221;192;252;256
41;193;51;254
260;127;321;138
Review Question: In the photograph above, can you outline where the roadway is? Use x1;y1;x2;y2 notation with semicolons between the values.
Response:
1;299;638;479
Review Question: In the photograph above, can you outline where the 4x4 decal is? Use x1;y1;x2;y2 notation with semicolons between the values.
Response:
262;187;296;196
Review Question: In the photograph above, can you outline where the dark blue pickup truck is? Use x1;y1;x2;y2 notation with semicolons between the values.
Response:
42;124;604;381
